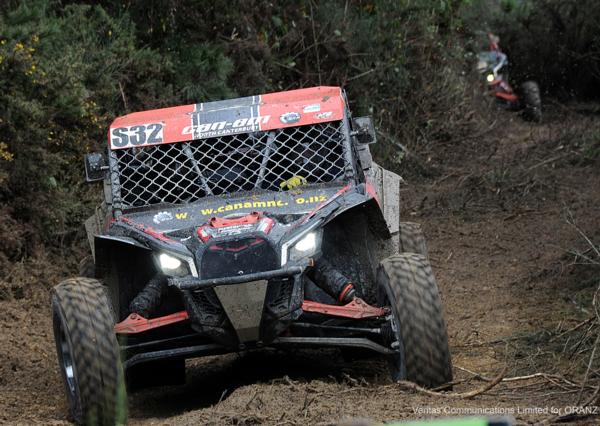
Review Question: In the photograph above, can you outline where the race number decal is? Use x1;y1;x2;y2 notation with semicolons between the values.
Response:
110;123;163;149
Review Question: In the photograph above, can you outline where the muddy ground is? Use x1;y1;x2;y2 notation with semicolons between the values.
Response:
1;104;599;425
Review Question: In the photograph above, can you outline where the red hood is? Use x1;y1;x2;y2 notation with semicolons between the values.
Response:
108;86;345;150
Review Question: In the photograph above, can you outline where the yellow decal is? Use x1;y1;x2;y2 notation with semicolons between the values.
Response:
200;195;327;216
175;212;188;219
294;195;327;204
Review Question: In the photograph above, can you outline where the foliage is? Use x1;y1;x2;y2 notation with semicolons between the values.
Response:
0;1;233;266
95;0;477;168
14;0;600;269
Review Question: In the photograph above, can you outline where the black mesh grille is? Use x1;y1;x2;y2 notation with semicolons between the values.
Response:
266;278;295;314
183;289;225;327
113;121;348;207
199;238;278;280
192;290;222;317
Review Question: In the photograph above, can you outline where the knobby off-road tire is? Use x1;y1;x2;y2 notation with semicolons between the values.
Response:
377;254;452;388
52;278;126;425
398;222;428;257
521;81;542;122
78;256;95;278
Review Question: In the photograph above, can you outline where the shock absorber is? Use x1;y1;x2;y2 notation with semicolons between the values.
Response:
129;273;167;317
311;258;356;304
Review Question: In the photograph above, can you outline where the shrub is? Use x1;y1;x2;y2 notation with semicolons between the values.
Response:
0;0;479;268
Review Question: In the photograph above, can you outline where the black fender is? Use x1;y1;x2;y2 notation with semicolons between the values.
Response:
94;235;156;320
94;234;150;273
322;191;392;241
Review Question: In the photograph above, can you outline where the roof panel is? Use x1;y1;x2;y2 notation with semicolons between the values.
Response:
108;86;345;150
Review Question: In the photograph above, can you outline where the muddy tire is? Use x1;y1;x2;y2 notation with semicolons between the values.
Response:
52;278;126;425
377;254;452;387
78;256;95;278
398;222;428;257
521;81;542;122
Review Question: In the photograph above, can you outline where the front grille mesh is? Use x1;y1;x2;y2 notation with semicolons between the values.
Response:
184;289;225;327
199;238;278;280
266;278;295;314
113;121;348;207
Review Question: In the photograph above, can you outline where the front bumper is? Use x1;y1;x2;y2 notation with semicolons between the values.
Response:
169;264;307;346
167;266;305;290
115;260;393;368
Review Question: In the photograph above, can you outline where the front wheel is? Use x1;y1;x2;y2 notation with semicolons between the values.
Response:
398;222;428;257
78;256;95;278
52;277;126;425
520;81;542;122
377;254;452;388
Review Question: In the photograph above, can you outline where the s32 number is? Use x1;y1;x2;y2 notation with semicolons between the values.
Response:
110;123;163;148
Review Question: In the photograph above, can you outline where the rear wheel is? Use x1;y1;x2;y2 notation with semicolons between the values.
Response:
52;278;126;425
398;222;428;257
521;81;542;122
377;254;452;387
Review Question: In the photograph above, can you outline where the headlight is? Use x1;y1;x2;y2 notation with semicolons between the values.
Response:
159;253;182;270
294;232;317;252
157;252;192;277
486;73;495;83
285;230;322;264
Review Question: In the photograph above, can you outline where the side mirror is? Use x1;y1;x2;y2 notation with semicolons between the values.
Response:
84;152;108;182
351;116;377;144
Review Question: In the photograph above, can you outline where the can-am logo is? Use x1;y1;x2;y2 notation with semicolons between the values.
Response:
182;115;271;136
280;112;301;124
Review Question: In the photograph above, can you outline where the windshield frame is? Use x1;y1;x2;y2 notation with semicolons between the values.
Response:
106;116;357;215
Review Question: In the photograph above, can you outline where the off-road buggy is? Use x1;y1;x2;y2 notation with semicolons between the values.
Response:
51;86;452;425
477;32;542;122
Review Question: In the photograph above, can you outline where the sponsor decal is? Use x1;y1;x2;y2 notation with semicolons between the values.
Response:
214;223;256;237
302;103;321;113
153;211;173;224
280;112;301;124
111;123;163;149
175;212;188;220
315;111;333;120
182;115;271;139
295;195;327;204
200;195;328;216
201;200;287;216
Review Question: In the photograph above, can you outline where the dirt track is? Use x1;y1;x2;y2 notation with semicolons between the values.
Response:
1;105;599;425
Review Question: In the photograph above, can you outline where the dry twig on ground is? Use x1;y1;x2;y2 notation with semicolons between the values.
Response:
395;366;508;399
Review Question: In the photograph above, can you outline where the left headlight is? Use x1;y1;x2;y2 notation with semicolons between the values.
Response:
156;252;195;277
283;229;322;265
294;232;317;253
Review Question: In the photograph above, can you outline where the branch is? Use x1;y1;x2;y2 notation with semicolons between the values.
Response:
565;209;600;260
396;366;507;399
118;81;129;112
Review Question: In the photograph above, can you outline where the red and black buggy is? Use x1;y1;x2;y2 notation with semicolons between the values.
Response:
51;86;452;425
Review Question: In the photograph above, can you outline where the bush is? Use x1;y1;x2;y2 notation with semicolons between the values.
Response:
112;0;476;169
0;1;233;266
0;0;478;271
